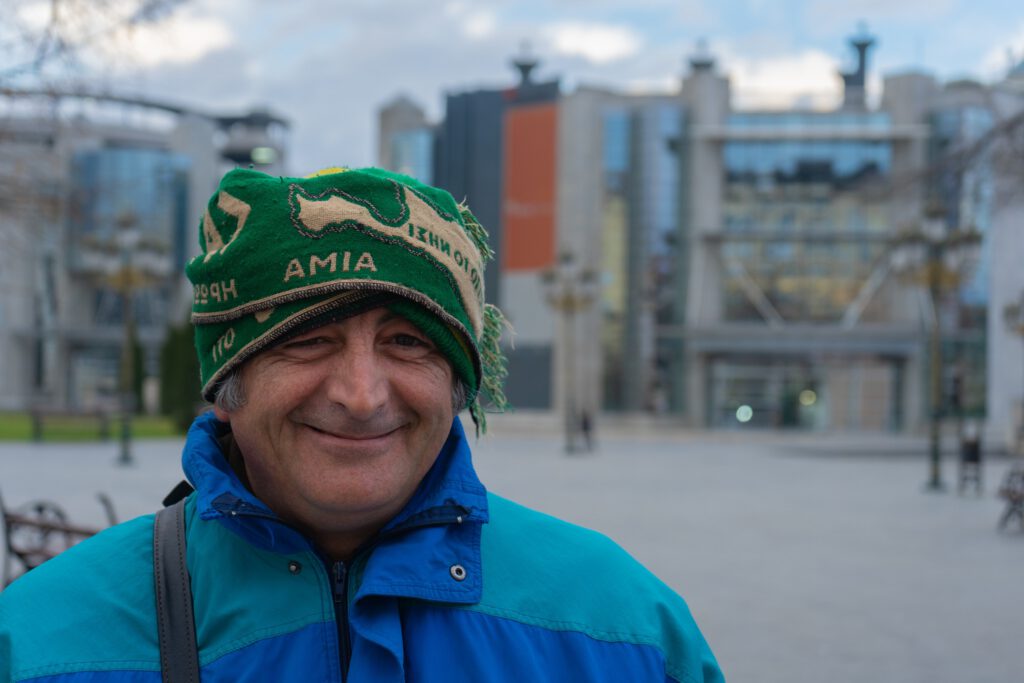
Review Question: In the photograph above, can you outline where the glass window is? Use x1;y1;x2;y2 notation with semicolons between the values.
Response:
721;135;891;322
69;147;189;249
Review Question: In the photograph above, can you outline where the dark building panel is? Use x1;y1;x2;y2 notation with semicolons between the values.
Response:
434;80;561;307
508;81;560;105
622;110;646;411
502;344;553;409
434;90;506;305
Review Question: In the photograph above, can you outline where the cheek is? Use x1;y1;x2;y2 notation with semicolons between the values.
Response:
245;367;322;417
404;362;456;412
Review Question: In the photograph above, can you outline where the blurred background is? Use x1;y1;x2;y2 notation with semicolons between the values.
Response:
1;0;1024;451
3;2;1024;679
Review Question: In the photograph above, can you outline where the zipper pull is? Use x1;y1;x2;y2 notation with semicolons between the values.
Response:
332;560;352;678
332;561;347;603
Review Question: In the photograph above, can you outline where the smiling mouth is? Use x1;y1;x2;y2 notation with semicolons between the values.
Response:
306;424;400;441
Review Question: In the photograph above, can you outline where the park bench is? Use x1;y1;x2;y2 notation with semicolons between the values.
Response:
0;490;117;587
28;407;114;442
997;463;1024;532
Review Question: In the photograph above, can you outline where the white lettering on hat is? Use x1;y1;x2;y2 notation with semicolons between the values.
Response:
282;252;376;283
290;181;484;336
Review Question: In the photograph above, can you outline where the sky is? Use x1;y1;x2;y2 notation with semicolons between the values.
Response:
7;0;1024;172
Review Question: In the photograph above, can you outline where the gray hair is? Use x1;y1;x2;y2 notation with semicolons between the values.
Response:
213;369;470;414
213;370;248;412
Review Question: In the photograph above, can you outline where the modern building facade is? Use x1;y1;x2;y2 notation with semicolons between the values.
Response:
376;36;1024;445
979;64;1024;450
390;56;562;410
0;91;288;411
377;96;434;184
679;38;1024;437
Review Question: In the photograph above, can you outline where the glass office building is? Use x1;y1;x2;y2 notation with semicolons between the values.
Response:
0;91;286;411
599;100;683;412
708;117;900;430
387;128;434;185
65;146;190;409
720;115;893;324
375;38;1023;438
680;45;930;432
928;100;995;417
600;107;631;409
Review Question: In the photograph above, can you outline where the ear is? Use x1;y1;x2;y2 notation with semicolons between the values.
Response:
212;405;232;422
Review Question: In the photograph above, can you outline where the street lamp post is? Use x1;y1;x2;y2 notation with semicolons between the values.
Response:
924;240;945;491
114;214;141;467
542;253;596;454
892;207;981;491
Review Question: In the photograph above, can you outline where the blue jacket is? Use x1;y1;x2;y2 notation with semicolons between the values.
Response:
0;412;723;682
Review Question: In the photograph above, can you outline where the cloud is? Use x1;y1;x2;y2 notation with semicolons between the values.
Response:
99;9;235;68
10;0;234;70
463;12;498;39
211;1;527;170
91;0;1011;175
442;2;498;40
544;23;643;64
979;23;1024;80
14;0;50;29
723;48;844;109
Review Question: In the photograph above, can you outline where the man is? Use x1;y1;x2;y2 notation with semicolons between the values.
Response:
0;167;722;682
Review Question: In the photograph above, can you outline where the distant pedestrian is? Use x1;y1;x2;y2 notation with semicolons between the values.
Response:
580;410;595;452
958;420;983;495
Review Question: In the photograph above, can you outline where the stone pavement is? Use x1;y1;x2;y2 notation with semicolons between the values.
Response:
1;424;1021;682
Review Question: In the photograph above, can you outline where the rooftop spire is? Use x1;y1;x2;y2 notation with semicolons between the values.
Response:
511;41;538;86
840;23;876;110
689;38;714;71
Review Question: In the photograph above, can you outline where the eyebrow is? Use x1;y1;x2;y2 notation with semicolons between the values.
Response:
376;309;420;329
289;309;419;338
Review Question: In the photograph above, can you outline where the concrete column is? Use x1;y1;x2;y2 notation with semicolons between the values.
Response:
680;60;729;426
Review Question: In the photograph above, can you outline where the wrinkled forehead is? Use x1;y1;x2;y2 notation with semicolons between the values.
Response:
266;293;400;351
281;306;417;340
250;296;461;382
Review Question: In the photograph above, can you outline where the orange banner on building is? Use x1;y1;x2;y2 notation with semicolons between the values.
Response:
501;103;557;271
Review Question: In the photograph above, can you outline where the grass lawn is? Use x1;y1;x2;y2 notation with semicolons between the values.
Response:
0;412;180;442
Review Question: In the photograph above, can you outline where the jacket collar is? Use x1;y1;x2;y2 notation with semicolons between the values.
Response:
180;410;489;599
353;417;488;606
182;411;267;521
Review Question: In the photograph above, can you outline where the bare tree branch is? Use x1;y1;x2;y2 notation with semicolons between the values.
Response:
0;0;186;85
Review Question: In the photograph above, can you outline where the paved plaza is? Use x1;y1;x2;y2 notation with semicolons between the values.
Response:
2;419;1022;682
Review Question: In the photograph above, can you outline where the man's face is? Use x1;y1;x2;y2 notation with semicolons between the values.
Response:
213;306;455;555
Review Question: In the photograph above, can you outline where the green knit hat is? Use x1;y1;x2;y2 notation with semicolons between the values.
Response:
187;166;509;430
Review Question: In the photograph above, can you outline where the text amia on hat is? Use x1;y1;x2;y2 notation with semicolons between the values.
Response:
186;166;509;432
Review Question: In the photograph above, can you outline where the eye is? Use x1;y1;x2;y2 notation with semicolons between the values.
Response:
284;335;328;349
391;333;429;348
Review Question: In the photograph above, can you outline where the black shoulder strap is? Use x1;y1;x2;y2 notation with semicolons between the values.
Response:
153;499;200;682
162;480;195;508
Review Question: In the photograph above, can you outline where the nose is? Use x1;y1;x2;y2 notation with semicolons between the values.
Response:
321;336;389;420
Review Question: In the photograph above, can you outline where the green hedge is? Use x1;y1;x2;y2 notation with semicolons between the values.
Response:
0;413;178;441
159;321;203;433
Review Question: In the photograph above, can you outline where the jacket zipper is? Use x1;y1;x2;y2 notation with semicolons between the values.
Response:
333;561;351;682
327;508;469;680
221;502;472;681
